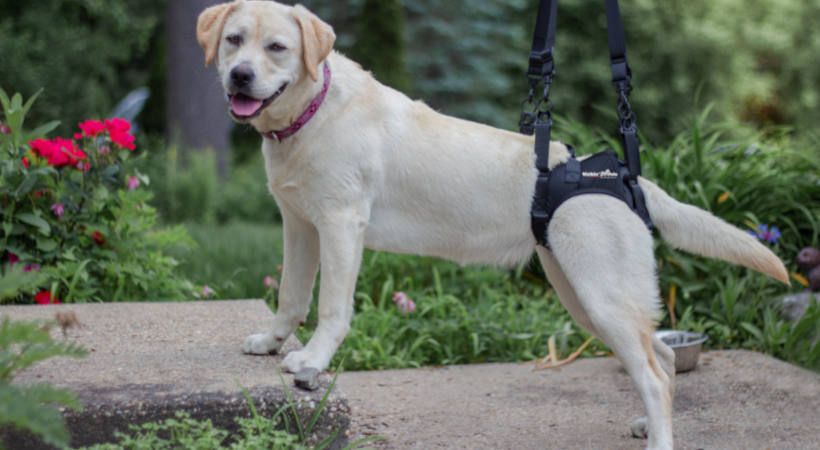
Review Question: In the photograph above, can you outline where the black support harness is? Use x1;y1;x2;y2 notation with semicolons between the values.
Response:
520;0;653;248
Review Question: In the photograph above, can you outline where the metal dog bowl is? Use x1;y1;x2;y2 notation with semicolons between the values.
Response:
654;330;708;373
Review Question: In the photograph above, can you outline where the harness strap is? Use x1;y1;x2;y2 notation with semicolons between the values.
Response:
605;0;642;180
526;0;558;174
523;0;653;247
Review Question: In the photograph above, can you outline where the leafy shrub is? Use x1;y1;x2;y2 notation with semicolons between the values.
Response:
0;269;87;449
0;89;195;303
141;147;279;226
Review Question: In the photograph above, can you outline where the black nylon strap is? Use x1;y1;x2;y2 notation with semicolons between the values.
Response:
527;0;558;81
604;0;642;179
605;0;630;84
524;0;558;174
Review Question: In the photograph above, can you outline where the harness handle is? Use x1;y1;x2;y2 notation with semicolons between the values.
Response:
520;0;643;179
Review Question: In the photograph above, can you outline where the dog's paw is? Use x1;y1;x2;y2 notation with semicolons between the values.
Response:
630;416;648;439
242;333;281;355
281;350;326;373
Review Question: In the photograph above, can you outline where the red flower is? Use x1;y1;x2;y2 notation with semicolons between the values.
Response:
34;291;61;305
7;252;19;266
105;118;130;134
29;138;87;168
91;231;106;246
78;119;106;138
105;118;136;151
22;156;30;168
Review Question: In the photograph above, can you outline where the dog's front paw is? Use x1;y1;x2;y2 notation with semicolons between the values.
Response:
630;416;648;439
281;350;327;373
242;333;282;355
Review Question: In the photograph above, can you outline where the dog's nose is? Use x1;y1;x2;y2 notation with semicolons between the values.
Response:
230;65;255;88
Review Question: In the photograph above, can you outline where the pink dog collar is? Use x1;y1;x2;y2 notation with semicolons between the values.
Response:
262;63;331;142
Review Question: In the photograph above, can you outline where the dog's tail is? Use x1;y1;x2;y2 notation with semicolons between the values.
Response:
639;177;790;284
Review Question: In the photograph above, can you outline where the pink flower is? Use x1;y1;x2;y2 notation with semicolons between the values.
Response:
51;203;65;218
78;119;106;138
23;264;41;273
392;292;416;315
126;176;140;191
202;285;215;298
0;122;10;135
34;291;60;305
263;276;279;290
7;252;19;266
98;145;111;156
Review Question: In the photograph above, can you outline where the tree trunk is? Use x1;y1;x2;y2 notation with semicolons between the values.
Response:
166;0;231;176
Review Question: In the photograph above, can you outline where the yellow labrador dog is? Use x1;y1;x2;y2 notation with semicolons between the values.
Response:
197;2;788;448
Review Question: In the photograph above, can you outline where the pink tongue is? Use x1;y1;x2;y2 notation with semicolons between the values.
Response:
231;95;263;116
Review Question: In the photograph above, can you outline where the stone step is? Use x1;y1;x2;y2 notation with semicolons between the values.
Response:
0;300;349;449
338;350;820;449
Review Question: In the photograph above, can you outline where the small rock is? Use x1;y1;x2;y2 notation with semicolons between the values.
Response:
294;368;321;391
780;291;819;321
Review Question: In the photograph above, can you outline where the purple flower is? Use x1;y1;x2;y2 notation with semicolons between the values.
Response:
51;203;65;218
263;276;279;290
392;291;416;315
127;176;140;191
749;224;781;244
98;145;111;156
0;122;10;135
202;285;215;298
23;264;41;273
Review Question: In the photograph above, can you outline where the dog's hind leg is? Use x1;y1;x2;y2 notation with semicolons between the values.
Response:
536;247;598;336
547;197;674;450
631;334;677;440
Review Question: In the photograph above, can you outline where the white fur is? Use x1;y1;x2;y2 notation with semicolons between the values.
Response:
201;2;789;449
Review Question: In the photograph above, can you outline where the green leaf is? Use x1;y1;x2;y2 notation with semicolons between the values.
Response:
0;267;46;302
20;89;43;118
14;172;39;197
101;165;120;182
25;120;60;142
10;93;22;112
0;88;9;111
36;238;58;253
0;384;74;449
16;212;51;236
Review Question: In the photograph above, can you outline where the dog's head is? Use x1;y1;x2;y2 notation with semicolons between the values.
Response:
197;1;335;124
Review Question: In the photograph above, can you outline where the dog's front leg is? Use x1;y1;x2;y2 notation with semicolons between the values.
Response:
281;210;365;373
243;206;320;355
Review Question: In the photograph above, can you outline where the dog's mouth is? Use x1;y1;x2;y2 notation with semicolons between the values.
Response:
228;83;289;120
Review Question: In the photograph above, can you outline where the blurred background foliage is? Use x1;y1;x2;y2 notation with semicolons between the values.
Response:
3;0;820;141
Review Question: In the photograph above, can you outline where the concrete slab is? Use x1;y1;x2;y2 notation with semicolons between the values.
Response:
0;301;349;449
338;351;820;449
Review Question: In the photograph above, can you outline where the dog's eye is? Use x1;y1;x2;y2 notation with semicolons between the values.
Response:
226;34;244;46
267;43;287;52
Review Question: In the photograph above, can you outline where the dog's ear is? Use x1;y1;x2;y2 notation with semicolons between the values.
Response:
293;5;336;81
197;1;243;66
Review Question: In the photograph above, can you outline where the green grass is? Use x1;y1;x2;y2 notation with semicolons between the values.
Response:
167;222;283;300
